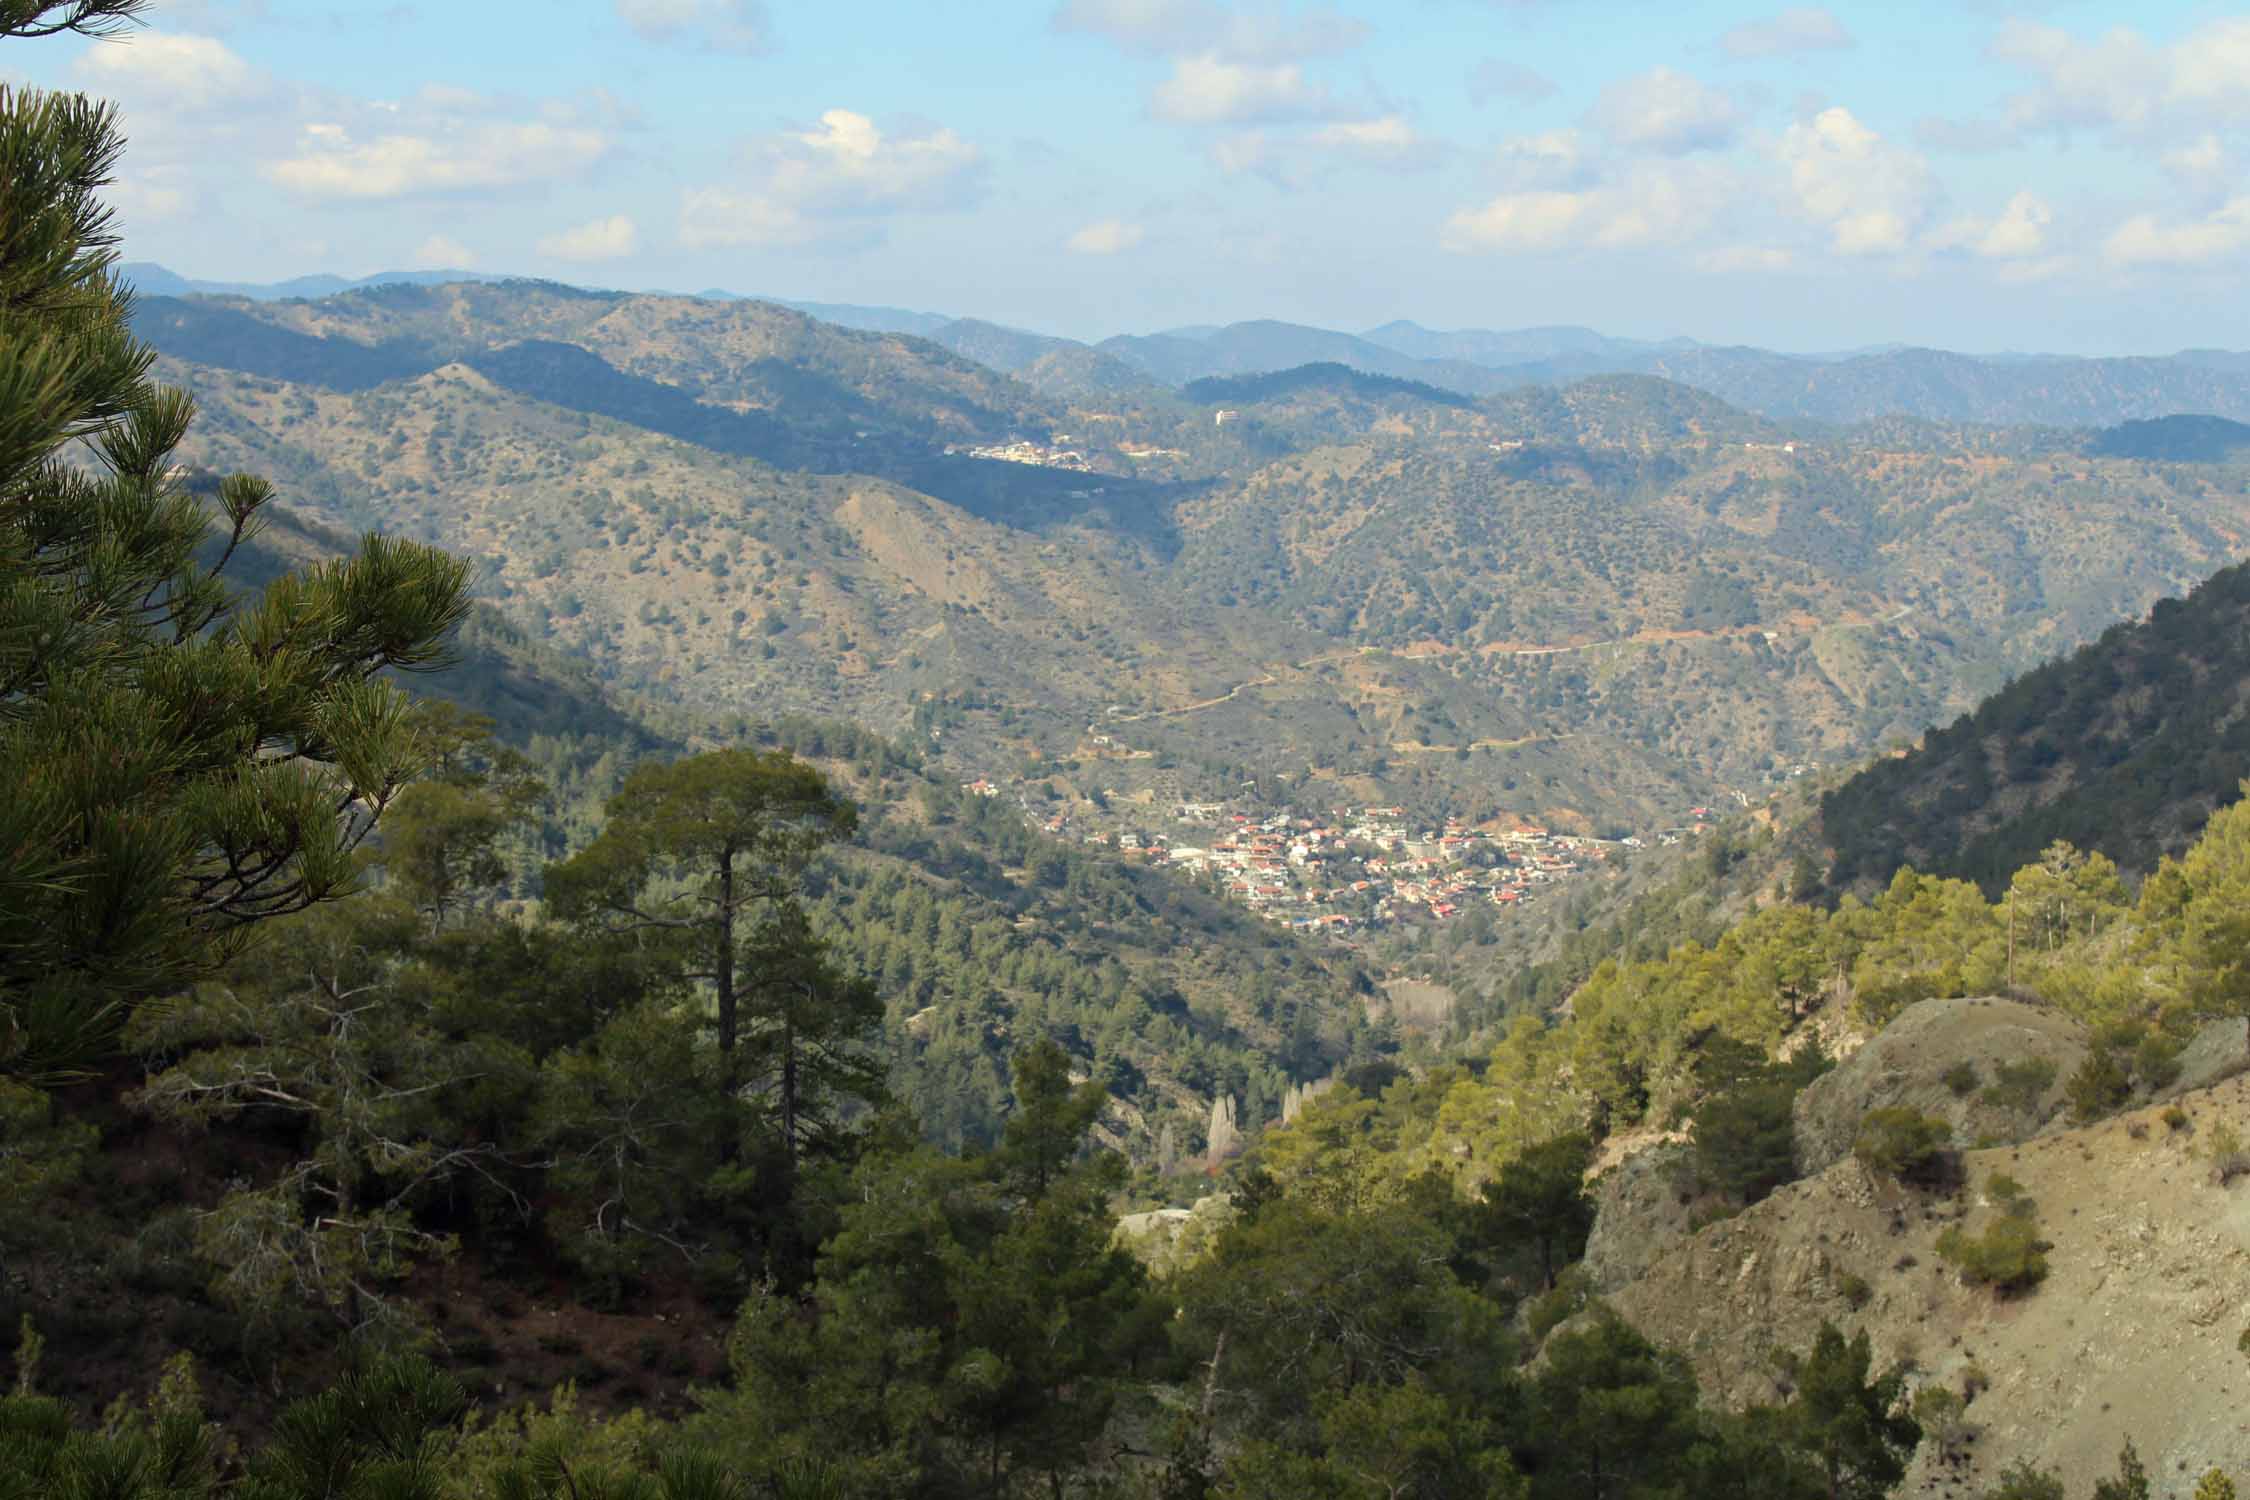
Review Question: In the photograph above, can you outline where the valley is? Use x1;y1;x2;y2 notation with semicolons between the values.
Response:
27;2;2250;1492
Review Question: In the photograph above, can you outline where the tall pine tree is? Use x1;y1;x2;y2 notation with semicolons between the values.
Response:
0;1;472;1083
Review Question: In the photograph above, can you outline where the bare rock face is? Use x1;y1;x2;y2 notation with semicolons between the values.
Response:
2160;1016;2250;1101
1582;1144;1700;1293
1792;996;2088;1176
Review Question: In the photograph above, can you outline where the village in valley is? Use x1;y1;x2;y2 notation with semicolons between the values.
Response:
956;771;1733;942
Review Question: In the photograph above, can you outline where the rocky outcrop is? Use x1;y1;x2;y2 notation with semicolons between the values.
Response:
1792;996;2087;1175
1582;1144;1700;1293
2160;1016;2250;1101
1601;1064;2250;1494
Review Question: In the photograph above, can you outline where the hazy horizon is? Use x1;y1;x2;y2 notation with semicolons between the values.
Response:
13;1;2244;355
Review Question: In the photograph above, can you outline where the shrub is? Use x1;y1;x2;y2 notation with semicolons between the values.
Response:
1942;1061;1981;1097
1986;1173;2035;1218
1982;1057;2058;1115
2092;1441;2151;1500
1982;1460;2066;1500
1853;1109;1955;1186
2065;1048;2133;1124
1936;1212;2050;1294
1913;1385;1974;1463
2164;1106;2192;1133
2134;1033;2184;1092
2207;1124;2250;1186
1523;1269;1590;1344
1834;1269;1872;1309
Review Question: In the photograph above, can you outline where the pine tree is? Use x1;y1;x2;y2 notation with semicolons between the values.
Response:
1771;1322;1918;1500
1474;1131;1596;1291
0;3;473;1083
543;748;856;1098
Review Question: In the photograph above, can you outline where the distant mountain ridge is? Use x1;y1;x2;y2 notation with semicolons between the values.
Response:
1359;319;1700;366
1099;319;1513;396
121;261;2250;429
119;261;508;301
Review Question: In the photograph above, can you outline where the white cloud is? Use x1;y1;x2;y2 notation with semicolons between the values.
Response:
1934;190;2052;259
679;108;983;250
1305;114;1424;156
1066;218;1145;254
2161;132;2234;194
538;214;639;261
413;233;475;268
1696;245;1795;273
75;30;264;112
1991;18;2250;142
614;0;771;53
1052;0;1365;62
1466;58;1557;106
2170;20;2250;116
265;117;611;200
1053;0;1204;52
1989;21;2165;136
2103;197;2250;267
1213;113;1434;185
1442;190;1587;252
1778;105;1936;255
1057;2;1368;137
1584;166;1723;249
1589;67;1741;155
1150;54;1338;124
1442;161;1729;254
1490;127;1597;191
1718;8;1853;61
104;171;192;227
1976;191;2051;258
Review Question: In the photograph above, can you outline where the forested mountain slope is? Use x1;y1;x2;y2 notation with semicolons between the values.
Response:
1822;557;2250;893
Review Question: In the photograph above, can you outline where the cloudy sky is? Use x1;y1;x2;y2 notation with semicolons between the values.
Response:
7;0;2247;352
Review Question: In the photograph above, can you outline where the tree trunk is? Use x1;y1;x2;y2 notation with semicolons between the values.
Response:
716;845;737;1082
715;845;738;1165
780;1012;799;1176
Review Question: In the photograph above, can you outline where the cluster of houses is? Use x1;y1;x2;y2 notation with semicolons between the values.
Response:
969;768;1744;943
941;438;1092;471
1034;799;1648;938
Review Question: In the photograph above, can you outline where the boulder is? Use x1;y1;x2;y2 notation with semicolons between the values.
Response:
1792;995;2087;1176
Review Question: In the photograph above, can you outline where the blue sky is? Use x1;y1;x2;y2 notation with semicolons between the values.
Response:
6;0;2248;352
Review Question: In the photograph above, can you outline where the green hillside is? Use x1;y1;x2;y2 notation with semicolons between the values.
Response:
1822;556;2250;893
